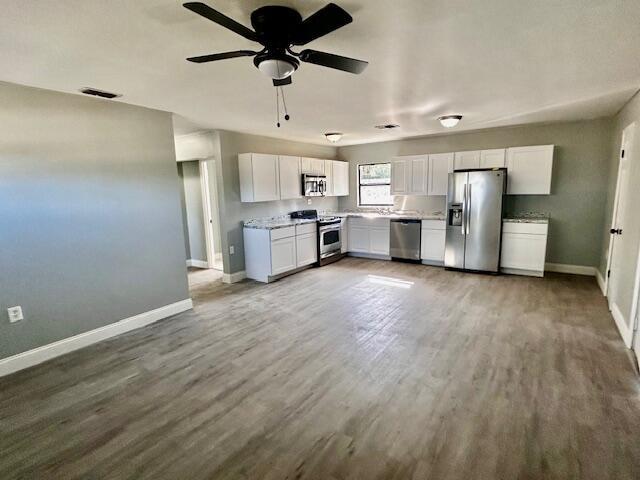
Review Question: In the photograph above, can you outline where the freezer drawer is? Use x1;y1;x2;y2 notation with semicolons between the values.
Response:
390;219;421;260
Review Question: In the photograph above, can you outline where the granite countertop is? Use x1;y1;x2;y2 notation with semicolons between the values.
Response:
328;211;447;221
503;212;549;224
243;217;318;230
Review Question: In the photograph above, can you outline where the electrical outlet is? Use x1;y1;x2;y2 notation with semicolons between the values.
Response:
8;306;24;323
307;198;312;205
229;245;235;255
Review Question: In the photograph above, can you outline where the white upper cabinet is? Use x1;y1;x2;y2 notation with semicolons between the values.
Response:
301;157;325;175
479;149;506;168
332;161;350;196
454;150;481;170
428;153;453;196
278;155;302;200
239;153;280;202
323;160;334;196
391;155;427;195
409;156;428;195
391;157;409;195
506;145;554;194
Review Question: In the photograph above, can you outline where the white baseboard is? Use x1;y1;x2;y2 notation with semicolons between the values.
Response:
186;259;209;269
596;270;607;296
222;270;246;284
545;263;596;276
0;298;193;378
611;303;633;348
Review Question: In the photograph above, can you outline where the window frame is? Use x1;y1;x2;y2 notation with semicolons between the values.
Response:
357;162;393;207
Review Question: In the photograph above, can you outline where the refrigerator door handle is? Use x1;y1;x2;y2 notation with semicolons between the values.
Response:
461;183;468;235
466;184;472;235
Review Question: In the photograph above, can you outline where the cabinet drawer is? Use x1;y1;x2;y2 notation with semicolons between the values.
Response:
349;216;390;229
270;226;296;240
296;222;317;235
502;222;548;235
421;219;446;230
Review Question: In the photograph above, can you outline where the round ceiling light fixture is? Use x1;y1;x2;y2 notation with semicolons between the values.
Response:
325;132;343;143
254;52;299;80
438;115;463;128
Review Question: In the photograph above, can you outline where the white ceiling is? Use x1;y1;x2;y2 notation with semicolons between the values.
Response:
2;0;640;145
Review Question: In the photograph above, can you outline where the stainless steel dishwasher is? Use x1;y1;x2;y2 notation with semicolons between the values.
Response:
390;219;422;261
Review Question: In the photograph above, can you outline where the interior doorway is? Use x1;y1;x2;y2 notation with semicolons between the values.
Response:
605;122;638;348
200;159;223;271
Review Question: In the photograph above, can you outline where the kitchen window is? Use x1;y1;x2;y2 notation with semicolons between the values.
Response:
358;163;393;206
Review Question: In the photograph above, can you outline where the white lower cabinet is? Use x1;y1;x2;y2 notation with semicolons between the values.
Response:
347;218;390;256
296;233;318;267
500;222;548;277
421;220;446;263
271;237;297;275
340;218;348;253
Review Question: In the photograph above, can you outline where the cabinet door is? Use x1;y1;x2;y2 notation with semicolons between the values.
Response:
341;218;348;253
370;227;390;255
333;161;350;196
454;151;480;170
409;156;428;195
311;158;325;174
348;225;370;253
506;145;554;194
501;233;547;271
252;154;280;201
271;236;297;275
428;153;453;196
324;160;334;196
296;233;318;267
278;155;301;199
421;229;446;261
391;158;408;195
480;149;506;168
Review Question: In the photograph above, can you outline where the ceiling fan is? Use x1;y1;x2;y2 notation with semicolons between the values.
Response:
183;2;368;87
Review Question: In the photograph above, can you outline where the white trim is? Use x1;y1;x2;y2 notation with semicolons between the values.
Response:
186;259;209;269
0;299;193;378
596;269;607;296
544;263;596;276
611;303;633;348
222;270;246;284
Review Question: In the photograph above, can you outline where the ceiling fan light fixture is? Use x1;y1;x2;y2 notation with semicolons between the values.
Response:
325;132;343;143
438;115;463;128
257;58;296;80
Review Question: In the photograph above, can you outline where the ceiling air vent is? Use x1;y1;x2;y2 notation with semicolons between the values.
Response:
374;124;400;130
79;87;121;99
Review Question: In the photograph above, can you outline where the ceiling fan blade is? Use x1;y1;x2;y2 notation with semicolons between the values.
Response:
299;49;368;74
183;2;258;42
187;50;257;63
273;77;292;87
291;3;352;46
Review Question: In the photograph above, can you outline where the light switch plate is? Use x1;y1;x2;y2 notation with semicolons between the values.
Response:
229;245;235;255
8;306;24;323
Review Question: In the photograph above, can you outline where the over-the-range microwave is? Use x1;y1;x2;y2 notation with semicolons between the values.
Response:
302;174;327;197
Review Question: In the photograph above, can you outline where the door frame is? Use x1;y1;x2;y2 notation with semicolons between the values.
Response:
604;122;635;296
199;158;222;271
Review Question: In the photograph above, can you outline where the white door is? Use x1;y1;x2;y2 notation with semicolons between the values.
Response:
279;156;301;199
480;149;506;168
421;229;446;261
333;161;350;196
606;123;638;347
252;154;280;201
271;237;297;275
296;233;318;267
428;153;453;196
506;145;554;194
391;158;408;195
370;228;390;255
348;225;370;252
500;233;547;272
454;151;480;170
409;156;428;195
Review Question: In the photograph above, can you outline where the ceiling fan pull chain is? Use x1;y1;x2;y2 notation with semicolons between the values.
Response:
280;87;290;121
276;87;281;128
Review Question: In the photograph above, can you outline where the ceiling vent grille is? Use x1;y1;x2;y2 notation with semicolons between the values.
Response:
374;124;399;129
79;88;121;99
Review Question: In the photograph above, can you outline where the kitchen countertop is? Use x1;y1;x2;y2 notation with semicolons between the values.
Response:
328;211;447;221
503;217;549;224
243;217;318;230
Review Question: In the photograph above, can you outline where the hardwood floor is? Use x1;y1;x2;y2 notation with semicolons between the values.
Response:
2;258;640;479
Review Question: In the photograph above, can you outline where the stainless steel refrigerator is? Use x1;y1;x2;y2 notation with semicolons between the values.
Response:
444;168;506;273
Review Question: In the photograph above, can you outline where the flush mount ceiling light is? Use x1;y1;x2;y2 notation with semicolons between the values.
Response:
438;115;463;128
325;132;343;143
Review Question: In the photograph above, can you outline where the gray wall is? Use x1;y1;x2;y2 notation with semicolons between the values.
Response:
599;91;640;327
214;130;339;274
0;81;190;360
180;161;207;262
338;118;613;267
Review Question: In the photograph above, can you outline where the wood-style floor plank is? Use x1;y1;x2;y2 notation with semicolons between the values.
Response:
1;258;639;479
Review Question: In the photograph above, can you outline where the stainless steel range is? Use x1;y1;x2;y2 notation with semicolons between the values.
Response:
290;210;345;266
